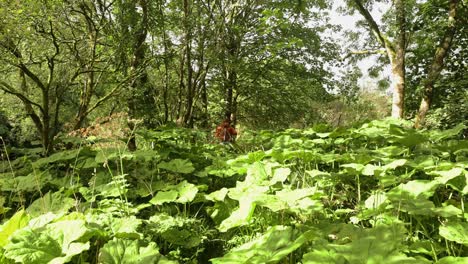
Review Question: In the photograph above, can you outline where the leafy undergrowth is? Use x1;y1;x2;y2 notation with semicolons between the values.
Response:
0;119;467;263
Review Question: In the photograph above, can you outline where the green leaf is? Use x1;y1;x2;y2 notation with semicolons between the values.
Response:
362;164;379;176
429;123;466;142
0;210;30;247
2;172;53;192
340;163;364;174
383;159;407;170
431;168;464;184
306;224;425;264
218;197;256;232
149;190;178;205
387;182;437;216
302;249;344;264
389;125;427;147
174;181;198;203
98;238;163;264
211;226;315;264
146;213;202;248
160;228;201;248
26;191;75;218
270;167;290;184
148;181;198;205
364;191;387;210
110;216;142;239
246;162;269;184
436;256;468;264
4;220;89;264
388;180;440;199
432;204;463;218
33;148;87;167
4;229;62;264
158;159;195;174
439;221;468;245
205;188;229;202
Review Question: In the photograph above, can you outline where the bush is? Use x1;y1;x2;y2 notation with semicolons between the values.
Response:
425;89;468;137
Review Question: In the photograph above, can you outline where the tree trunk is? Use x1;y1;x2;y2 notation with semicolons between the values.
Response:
182;0;196;128
352;0;406;118
127;0;149;151
391;0;406;118
223;36;239;122
224;70;236;121
200;77;209;128
414;0;458;128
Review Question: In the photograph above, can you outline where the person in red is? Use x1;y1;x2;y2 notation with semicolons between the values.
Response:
215;119;237;143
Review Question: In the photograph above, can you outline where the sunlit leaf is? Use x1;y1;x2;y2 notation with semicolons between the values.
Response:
436;256;468;264
4;220;89;264
110;216;142;239
212;226;316;264
205;188;229;202
0;210;29;247
174;181;198;203
218;198;256;232
270;167;290;184
439;221;468;245
432;205;463;218
364;191;387;210
98;238;163;264
149;190;178;205
383;159;407;170
158;159;195;174
431;167;464;183
27;191;75;217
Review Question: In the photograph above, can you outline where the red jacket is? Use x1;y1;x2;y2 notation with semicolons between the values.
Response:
215;122;237;142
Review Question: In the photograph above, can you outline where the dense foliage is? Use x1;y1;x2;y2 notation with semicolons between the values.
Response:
1;1;467;262
1;119;466;263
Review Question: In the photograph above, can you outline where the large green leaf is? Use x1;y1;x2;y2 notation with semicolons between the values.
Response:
211;226;315;264
1;172;53;192
431;168;464;184
429;123;466;142
98;238;166;264
387;189;436;215
205;188;229;202
388;125;427;147
439;221;468;245
218;197;256;232
33;148;90;167
146;213;202;248
4;220;89;264
0;210;30;247
436;257;468;264
387;180;440;199
174;181;198;203
110;216;142;239
149;190;178;205
149;181;199;205
364;191;388;210
26;191;75;218
304;224;426;264
158;159;195;174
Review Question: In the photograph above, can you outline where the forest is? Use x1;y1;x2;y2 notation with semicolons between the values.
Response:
0;0;467;263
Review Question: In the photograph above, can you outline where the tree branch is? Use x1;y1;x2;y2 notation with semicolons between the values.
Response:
351;0;395;54
342;49;386;60
0;81;45;112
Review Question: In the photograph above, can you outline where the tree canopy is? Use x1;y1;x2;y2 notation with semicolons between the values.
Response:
0;0;466;153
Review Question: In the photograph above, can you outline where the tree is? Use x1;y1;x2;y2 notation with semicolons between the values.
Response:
347;0;407;118
0;0;130;154
345;0;464;127
414;0;460;128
